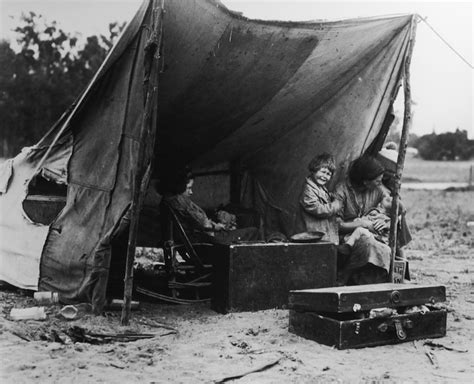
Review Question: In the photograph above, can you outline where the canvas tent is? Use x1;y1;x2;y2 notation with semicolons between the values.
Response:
0;0;416;311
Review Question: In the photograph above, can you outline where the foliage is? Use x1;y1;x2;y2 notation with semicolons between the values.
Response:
414;129;474;161
0;12;124;157
384;111;473;161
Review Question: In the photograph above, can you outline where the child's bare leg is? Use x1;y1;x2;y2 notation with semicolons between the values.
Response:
338;227;374;260
345;227;373;247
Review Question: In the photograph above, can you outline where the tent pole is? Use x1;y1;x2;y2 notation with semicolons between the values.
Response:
121;0;163;326
388;16;417;282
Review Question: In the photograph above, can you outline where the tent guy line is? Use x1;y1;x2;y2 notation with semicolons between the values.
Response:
417;14;473;70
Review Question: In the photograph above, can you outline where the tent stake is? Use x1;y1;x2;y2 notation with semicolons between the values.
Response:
388;16;417;282
121;0;164;326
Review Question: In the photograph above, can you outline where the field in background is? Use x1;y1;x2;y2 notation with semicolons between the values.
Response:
402;157;474;183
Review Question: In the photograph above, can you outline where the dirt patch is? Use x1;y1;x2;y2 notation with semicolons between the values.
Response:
1;190;473;383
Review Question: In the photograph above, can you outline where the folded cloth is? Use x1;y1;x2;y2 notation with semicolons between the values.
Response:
0;159;13;194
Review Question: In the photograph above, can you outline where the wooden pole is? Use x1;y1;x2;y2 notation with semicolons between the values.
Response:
121;1;164;326
388;16;417;283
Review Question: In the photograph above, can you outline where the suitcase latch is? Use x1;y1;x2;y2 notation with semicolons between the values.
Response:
377;318;412;340
390;290;401;304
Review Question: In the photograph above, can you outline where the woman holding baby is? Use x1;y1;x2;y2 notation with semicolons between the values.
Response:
335;156;394;285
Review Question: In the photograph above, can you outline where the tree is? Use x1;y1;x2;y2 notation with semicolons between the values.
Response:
0;13;124;157
0;40;19;156
414;129;474;160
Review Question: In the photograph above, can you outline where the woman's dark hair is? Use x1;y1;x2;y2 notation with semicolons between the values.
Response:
382;170;396;194
348;156;384;187
308;153;336;174
158;164;193;195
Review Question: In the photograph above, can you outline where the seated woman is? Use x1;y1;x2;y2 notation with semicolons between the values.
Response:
335;156;391;285
160;168;259;246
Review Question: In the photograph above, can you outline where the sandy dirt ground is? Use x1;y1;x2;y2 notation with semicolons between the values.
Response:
0;190;473;383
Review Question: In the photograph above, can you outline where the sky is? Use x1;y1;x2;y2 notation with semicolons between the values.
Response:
1;0;473;138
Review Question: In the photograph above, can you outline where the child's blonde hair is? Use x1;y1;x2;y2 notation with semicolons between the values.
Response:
308;153;336;174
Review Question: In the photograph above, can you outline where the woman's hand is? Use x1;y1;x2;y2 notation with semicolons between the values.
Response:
356;218;374;231
213;222;227;232
372;218;389;232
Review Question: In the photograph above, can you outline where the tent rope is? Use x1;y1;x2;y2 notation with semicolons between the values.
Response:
417;14;473;69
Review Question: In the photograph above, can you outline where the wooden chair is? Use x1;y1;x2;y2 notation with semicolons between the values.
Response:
135;201;215;304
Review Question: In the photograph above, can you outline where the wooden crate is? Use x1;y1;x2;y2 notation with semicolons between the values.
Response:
212;242;337;313
393;260;407;283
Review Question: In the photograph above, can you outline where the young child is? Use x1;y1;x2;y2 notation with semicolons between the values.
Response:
299;153;342;244
342;193;393;252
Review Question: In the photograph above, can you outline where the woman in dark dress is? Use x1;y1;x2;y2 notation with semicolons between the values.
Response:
336;156;391;285
160;168;259;245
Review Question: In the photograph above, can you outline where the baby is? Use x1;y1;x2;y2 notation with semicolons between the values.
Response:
342;193;392;251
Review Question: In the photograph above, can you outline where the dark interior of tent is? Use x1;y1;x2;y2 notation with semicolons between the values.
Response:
106;160;273;304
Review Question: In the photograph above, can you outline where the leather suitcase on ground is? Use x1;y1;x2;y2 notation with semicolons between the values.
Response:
289;283;446;349
212;242;337;313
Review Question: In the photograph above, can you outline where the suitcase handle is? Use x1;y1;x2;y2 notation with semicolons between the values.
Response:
394;320;407;340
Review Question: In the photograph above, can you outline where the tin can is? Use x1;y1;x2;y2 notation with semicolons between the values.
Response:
34;291;59;305
10;307;47;321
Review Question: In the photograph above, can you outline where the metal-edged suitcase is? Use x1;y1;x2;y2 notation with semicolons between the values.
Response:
289;283;447;349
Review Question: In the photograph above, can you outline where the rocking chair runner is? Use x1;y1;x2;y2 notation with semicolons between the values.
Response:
136;200;214;304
